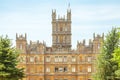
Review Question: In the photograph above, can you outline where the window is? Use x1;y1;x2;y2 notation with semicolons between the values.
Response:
64;67;67;72
35;56;39;63
55;56;58;62
46;56;50;62
72;66;76;72
87;56;92;62
72;56;76;62
19;44;22;50
60;26;62;31
59;56;62;62
59;67;63;72
65;27;67;31
88;66;91;72
30;57;34;62
98;43;100;49
63;56;67;62
46;67;50;72
55;67;58;72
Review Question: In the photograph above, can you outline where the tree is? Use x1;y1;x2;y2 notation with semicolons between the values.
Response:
93;28;119;80
112;28;120;79
112;48;120;78
0;36;24;80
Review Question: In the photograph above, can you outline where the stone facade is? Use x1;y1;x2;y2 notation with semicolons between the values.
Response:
16;8;104;80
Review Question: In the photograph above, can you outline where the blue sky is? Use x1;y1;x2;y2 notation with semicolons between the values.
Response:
0;0;120;48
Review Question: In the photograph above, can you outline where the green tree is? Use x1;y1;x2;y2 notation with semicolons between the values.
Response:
93;28;119;80
0;36;24;80
112;28;120;79
112;48;120;78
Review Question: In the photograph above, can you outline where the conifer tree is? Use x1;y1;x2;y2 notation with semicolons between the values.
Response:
93;28;119;80
0;36;24;80
112;28;120;79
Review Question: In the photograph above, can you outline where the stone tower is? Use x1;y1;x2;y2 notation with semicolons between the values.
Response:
52;8;72;52
16;33;27;53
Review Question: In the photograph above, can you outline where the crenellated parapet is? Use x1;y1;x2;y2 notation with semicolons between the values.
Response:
77;33;104;54
16;33;27;40
16;33;46;54
93;33;104;41
52;8;71;22
27;40;46;54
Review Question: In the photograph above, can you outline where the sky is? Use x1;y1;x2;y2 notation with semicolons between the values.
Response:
0;0;120;49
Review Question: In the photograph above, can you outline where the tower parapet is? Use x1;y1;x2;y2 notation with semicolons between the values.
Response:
16;33;27;40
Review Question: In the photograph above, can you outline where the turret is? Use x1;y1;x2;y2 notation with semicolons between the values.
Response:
93;33;104;53
16;33;27;53
52;9;56;21
67;9;71;21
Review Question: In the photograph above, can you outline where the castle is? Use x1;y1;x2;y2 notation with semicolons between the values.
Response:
17;8;104;80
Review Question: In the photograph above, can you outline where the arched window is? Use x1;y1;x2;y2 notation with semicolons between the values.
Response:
19;44;22;50
35;56;39;63
55;67;58;72
30;57;34;62
60;26;62;31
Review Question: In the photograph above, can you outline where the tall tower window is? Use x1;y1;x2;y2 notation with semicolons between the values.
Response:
72;66;76;72
60;36;63;43
59;56;62;62
63;56;67;62
55;56;58;62
87;56;92;62
19;44;22;50
65;27;67;31
60;26;63;31
30;57;34;62
46;67;50;72
46;56;50;62
88;66;92;72
72;56;76;62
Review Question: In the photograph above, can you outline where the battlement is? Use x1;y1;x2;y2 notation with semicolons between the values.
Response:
77;33;104;53
52;9;71;21
16;33;27;40
93;33;104;40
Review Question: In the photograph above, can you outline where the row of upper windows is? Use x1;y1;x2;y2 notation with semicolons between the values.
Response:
53;26;70;32
46;56;92;62
19;56;93;63
46;66;92;73
19;56;42;63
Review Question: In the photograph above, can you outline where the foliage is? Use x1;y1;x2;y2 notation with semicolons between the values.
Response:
93;28;119;80
0;36;24;80
112;29;120;78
